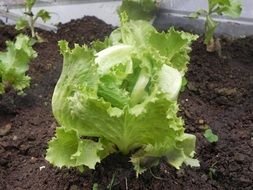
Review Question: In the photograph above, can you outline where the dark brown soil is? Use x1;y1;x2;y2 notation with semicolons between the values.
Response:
0;25;17;51
0;16;252;190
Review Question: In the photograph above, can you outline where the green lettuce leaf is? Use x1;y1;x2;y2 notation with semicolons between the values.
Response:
118;0;157;21
46;128;104;169
0;34;37;94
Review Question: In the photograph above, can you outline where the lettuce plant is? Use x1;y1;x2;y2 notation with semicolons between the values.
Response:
15;0;51;39
190;0;242;52
46;19;199;175
0;34;37;94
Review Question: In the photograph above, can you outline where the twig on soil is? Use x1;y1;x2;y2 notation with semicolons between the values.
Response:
125;177;128;190
149;169;170;181
107;172;116;190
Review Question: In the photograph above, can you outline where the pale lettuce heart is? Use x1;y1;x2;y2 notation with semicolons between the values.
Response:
159;65;182;100
95;44;133;75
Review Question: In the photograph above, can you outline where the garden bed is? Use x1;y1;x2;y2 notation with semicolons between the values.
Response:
0;16;252;190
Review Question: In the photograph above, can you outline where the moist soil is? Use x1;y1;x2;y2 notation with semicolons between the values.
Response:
0;16;252;190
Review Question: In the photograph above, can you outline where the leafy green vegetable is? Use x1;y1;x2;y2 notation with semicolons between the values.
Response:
0;34;37;94
204;129;219;143
118;0;157;21
190;0;242;52
46;20;199;175
15;0;51;38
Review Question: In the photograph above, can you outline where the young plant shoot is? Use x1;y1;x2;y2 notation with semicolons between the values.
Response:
0;34;37;94
190;0;242;52
46;17;199;175
15;0;51;39
204;129;219;143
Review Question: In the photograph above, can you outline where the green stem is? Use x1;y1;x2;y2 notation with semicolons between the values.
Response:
27;7;35;38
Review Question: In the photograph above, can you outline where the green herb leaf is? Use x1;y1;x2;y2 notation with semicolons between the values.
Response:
36;9;51;22
221;1;242;18
25;0;36;9
15;18;29;30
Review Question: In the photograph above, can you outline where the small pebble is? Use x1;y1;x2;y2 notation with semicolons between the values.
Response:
31;157;37;164
50;122;57;129
185;110;191;118
198;124;209;130
13;136;18;141
187;82;198;92
0;123;12;136
200;174;208;181
198;119;205;125
176;169;185;178
239;176;251;183
69;185;79;190
234;152;246;162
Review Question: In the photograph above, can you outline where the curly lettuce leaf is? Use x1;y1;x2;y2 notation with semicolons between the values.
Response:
0;34;37;94
46;128;105;169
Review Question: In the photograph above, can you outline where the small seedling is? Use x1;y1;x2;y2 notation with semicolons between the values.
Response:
204;129;218;143
190;0;242;53
15;0;51;39
209;167;217;179
208;161;218;179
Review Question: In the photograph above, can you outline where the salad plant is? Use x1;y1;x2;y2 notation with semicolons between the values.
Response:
15;0;51;39
119;0;158;21
46;16;199;175
190;0;242;52
0;34;37;94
